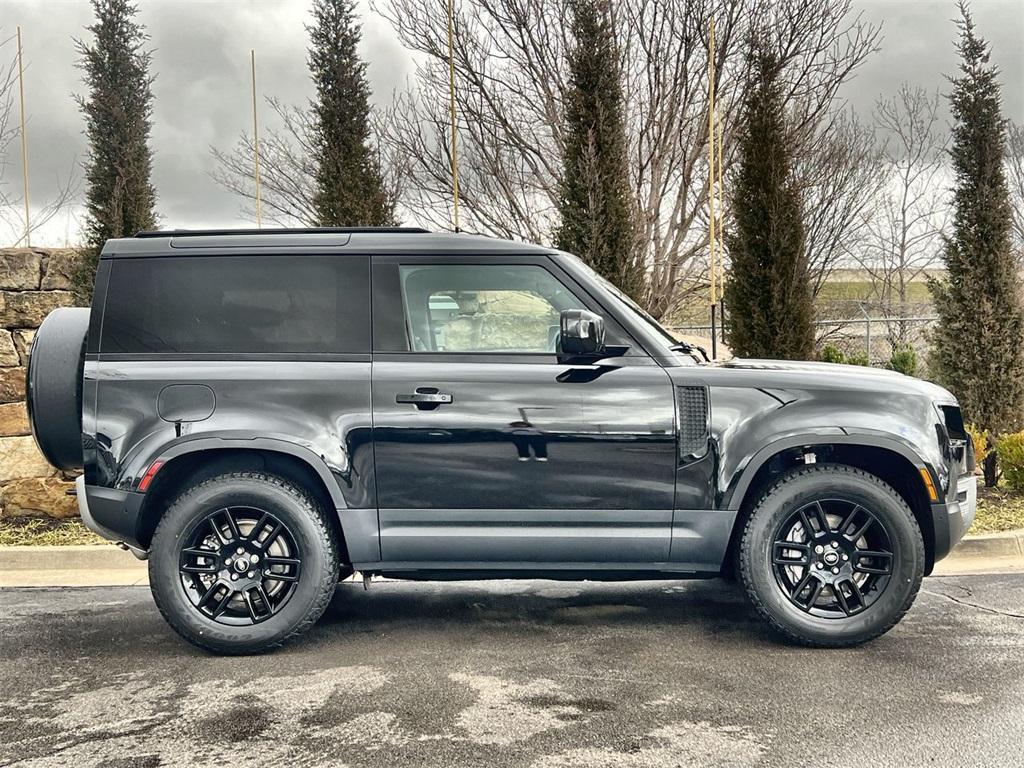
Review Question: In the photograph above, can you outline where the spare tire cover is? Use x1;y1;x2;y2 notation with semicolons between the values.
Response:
26;307;90;470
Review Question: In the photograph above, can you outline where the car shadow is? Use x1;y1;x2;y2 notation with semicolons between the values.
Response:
316;576;775;643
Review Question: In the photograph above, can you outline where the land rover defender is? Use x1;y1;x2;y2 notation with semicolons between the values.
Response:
26;228;976;653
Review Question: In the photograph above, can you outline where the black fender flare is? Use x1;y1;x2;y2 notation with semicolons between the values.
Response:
724;431;934;511
147;434;348;510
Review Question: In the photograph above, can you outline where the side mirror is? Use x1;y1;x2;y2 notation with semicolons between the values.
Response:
559;309;606;357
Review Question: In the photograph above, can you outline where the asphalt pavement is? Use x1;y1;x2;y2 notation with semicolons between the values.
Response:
1;574;1022;767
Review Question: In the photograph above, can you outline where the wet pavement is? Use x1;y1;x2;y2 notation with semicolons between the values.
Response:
1;574;1022;767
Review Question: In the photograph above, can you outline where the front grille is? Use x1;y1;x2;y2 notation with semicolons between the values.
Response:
676;385;709;458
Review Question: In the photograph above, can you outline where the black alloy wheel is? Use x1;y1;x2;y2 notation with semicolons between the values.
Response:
149;472;339;654
179;506;303;625
738;464;924;647
771;498;894;619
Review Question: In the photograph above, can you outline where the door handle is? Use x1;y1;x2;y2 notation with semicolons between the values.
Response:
396;388;453;409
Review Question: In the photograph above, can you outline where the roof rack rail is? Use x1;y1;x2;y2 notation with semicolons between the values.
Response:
133;226;431;238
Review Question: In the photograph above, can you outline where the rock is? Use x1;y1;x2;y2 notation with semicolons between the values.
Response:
0;402;29;436
41;249;81;290
0;435;52;483
0;476;77;519
0;330;17;366
0;249;42;291
0;367;26;404
12;329;33;366
0;290;75;329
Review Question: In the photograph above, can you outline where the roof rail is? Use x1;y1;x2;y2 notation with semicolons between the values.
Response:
133;226;431;238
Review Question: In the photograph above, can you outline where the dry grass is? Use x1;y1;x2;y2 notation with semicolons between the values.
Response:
971;483;1024;534
0;517;106;547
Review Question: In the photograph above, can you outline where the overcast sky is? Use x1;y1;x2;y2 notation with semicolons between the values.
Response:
1;0;1022;246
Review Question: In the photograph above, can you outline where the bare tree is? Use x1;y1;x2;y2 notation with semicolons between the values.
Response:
211;96;406;228
0;31;78;247
211;98;319;226
795;109;885;298
374;0;879;317
858;85;948;346
1006;121;1024;257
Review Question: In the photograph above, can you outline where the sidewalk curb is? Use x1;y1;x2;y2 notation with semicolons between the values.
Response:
0;545;146;586
1;530;1022;586
0;545;146;571
949;529;1024;559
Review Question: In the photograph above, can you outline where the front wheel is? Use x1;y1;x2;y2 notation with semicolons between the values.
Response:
738;464;924;647
149;472;339;654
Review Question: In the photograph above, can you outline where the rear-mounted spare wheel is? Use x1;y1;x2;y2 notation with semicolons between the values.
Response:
26;307;90;470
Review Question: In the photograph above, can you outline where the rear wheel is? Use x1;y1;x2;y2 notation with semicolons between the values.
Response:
738;464;924;647
149;472;339;654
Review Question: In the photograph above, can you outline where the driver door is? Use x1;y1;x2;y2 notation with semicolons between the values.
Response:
369;254;678;566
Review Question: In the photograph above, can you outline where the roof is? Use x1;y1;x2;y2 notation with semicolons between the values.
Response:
100;227;555;258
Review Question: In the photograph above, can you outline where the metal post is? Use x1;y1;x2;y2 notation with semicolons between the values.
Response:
250;49;262;228
17;26;30;247
706;18;721;360
720;297;726;350
859;302;871;364
446;0;461;232
706;19;717;318
710;303;718;360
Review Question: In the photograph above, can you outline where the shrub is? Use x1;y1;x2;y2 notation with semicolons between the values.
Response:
820;343;846;364
996;431;1024;492
887;344;919;377
966;423;991;468
819;344;870;367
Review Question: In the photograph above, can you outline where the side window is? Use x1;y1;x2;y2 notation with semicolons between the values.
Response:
399;264;585;353
101;255;370;354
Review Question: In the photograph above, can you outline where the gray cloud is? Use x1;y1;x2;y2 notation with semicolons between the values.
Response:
842;0;1023;121
0;0;1021;245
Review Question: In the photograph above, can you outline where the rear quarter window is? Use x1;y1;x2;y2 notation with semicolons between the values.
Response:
100;254;370;355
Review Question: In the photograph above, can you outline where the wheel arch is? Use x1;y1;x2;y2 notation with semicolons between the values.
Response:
723;436;938;576
134;442;349;562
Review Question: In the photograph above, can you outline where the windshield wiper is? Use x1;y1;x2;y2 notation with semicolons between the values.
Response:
669;342;711;364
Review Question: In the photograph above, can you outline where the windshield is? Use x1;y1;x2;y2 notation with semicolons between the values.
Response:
560;253;693;355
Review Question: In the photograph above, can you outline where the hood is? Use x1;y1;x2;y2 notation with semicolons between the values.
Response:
718;358;956;402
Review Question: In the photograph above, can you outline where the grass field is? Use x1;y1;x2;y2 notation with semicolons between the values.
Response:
666;278;935;327
816;280;932;304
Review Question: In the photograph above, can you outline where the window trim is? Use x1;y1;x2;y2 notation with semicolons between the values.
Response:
370;253;644;358
97;252;371;359
399;263;576;355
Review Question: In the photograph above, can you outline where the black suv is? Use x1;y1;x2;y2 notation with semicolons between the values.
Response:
27;228;976;653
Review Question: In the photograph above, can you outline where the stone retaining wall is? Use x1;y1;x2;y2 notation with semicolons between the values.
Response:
0;248;80;519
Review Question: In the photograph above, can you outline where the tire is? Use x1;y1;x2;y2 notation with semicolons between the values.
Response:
738;464;924;647
26;307;90;470
149;472;339;654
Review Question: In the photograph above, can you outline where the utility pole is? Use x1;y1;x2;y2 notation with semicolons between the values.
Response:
17;26;31;247
707;18;718;359
716;68;724;352
446;0;461;232
250;49;262;228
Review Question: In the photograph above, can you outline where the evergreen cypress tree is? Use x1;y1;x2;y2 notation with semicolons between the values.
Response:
724;44;814;360
73;0;157;303
308;0;394;226
929;3;1024;486
554;0;642;299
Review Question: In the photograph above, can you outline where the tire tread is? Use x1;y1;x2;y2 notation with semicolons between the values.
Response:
149;471;339;655
738;463;924;648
